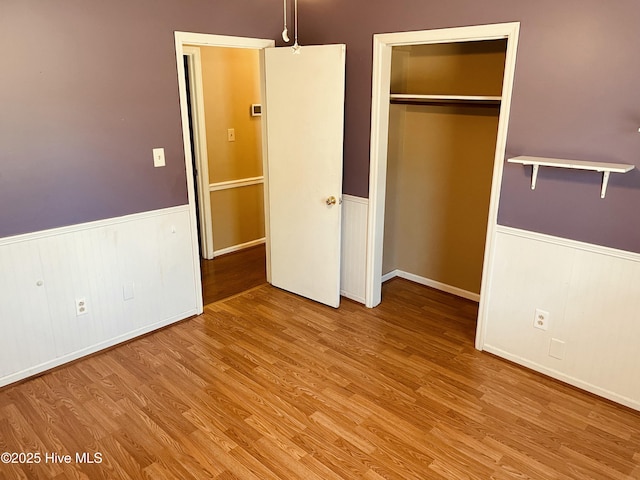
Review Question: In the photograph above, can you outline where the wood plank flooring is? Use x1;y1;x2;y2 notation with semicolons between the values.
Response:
1;278;640;479
200;245;266;305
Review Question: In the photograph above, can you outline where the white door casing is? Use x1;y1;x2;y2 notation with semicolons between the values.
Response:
175;32;275;314
264;44;346;308
182;46;214;260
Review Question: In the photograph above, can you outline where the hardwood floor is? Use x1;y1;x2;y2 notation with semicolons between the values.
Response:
1;278;639;479
200;245;267;305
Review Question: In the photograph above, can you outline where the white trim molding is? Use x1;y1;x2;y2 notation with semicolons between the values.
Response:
482;346;640;412
364;23;521;359
483;225;640;411
0;205;190;246
213;237;266;257
209;176;265;192
1;311;195;388
382;270;480;302
496;225;640;263
183;46;215;259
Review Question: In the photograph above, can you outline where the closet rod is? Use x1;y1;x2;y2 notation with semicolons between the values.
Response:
390;94;501;106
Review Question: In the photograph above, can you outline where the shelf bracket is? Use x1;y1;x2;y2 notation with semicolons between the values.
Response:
601;171;610;199
530;164;539;190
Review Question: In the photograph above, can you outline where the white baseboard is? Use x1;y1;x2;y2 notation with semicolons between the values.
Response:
382;269;480;302
381;270;396;283
341;292;366;304
482;345;640;412
0;309;198;388
213;238;266;257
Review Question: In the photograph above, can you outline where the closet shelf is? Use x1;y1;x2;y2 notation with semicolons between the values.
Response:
508;156;635;199
389;94;501;105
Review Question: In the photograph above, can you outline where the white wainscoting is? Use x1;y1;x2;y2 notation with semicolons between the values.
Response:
340;195;368;304
0;206;201;387
482;225;640;411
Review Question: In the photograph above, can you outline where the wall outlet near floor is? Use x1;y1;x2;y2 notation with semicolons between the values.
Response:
533;308;549;330
76;298;88;316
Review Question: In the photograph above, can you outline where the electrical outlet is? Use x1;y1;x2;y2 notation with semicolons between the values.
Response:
76;298;88;316
533;308;549;330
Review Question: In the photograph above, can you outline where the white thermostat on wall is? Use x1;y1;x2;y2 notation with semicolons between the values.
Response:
250;104;262;117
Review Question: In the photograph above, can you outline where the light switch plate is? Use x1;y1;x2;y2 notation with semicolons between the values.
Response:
153;148;166;167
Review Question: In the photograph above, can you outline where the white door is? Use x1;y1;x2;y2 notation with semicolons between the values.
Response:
264;44;346;308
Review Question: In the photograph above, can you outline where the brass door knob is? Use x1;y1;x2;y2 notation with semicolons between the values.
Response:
326;196;337;206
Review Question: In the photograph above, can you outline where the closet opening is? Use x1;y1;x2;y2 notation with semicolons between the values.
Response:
366;23;520;349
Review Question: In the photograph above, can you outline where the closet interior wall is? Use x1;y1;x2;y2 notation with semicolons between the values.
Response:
382;40;507;297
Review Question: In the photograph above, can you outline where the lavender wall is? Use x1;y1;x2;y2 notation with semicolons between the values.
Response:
303;0;640;252
2;0;640;252
0;0;279;237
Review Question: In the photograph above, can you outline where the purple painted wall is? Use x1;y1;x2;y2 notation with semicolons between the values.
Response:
2;0;639;252
304;0;640;252
0;0;279;237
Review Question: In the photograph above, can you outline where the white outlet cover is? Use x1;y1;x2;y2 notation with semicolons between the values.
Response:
534;308;550;330
76;297;88;316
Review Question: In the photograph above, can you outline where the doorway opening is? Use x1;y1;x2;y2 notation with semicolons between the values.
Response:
176;33;275;307
365;23;520;349
177;33;347;310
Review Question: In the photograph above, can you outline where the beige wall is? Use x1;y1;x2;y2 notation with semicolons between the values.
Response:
383;40;506;295
210;185;265;250
390;40;507;96
197;46;265;251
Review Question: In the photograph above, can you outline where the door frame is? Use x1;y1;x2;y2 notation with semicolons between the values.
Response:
365;22;520;349
182;45;214;259
174;32;276;311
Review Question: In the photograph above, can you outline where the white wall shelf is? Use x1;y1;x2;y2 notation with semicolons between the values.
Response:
508;156;635;198
390;94;501;105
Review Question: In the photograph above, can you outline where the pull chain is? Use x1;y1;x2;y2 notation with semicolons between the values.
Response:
292;0;300;53
282;0;289;42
